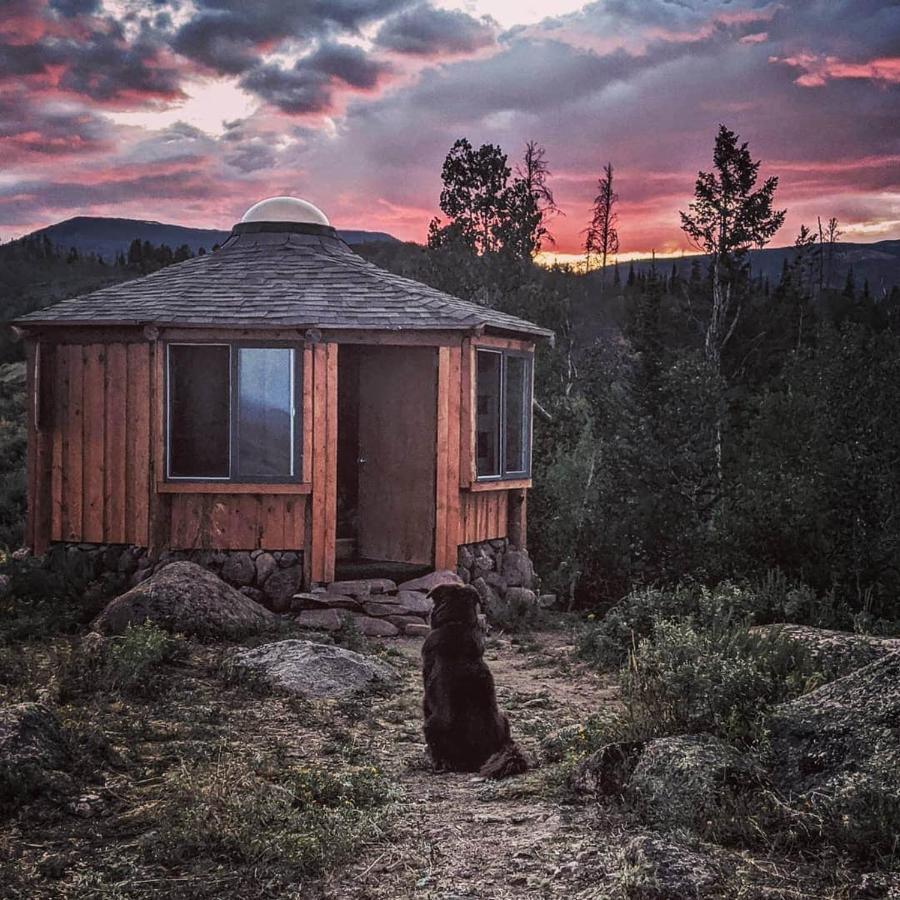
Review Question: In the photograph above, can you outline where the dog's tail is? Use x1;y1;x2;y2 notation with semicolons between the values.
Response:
480;740;530;779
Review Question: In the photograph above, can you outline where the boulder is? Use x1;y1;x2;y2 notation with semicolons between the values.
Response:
502;549;534;588
93;561;277;639
627;734;763;830
617;835;724;899
398;570;462;593
753;624;900;678
263;565;303;611
769;652;900;820
327;578;397;597
296;608;345;632
0;704;70;802
472;576;502;619
346;614;399;637
230;639;398;699
221;552;255;586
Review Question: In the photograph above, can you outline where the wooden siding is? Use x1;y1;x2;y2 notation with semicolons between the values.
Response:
461;490;509;545
41;341;152;547
169;494;306;550
309;342;338;583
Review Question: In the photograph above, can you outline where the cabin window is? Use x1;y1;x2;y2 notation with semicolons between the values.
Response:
166;343;300;482
475;348;533;480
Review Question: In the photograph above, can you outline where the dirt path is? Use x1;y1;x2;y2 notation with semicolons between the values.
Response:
318;630;626;900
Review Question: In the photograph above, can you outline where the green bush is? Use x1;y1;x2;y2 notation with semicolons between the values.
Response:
149;753;397;877
622;618;822;743
60;623;186;699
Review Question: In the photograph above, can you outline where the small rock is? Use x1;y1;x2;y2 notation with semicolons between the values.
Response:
346;614;399;637
254;552;278;585
279;552;299;567
263;565;303;611
502;549;534;588
384;615;428;630
472;557;494;580
405;623;430;637
568;740;645;794
221;552;255;586
296;608;345;631
458;545;475;569
291;592;362;612
539;593;558;610
327;578;397;597
398;570;463;593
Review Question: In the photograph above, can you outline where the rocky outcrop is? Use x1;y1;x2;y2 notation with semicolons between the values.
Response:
753;624;900;677
93;561;278;639
457;540;543;626
769;652;900;818
230;640;398;699
627;734;763;830
0;704;70;803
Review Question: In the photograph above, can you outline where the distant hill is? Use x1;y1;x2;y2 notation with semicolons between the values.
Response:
602;240;900;297
27;216;399;261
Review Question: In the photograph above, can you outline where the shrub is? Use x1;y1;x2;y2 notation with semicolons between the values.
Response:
622;618;822;744
149;752;398;877
60;623;186;699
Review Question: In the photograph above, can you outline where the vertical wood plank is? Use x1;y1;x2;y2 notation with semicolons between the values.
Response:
82;344;106;542
260;496;285;549
310;344;328;581
24;342;37;550
302;345;313;484
65;344;84;542
126;342;151;546
444;346;462;567
104;343;128;543
434;346;450;569
51;346;67;542
323;343;338;582
459;338;474;488
285;496;305;549
149;341;168;552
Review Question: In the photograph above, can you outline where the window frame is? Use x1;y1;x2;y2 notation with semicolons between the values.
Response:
474;347;534;483
165;340;303;484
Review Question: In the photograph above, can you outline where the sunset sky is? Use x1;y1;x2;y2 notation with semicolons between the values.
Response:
2;0;898;260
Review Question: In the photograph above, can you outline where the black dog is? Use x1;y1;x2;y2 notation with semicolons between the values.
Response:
422;584;529;779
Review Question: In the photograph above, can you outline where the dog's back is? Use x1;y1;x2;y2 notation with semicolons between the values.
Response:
422;585;527;777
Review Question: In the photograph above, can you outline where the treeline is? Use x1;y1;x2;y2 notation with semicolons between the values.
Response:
0;234;210;363
363;126;900;628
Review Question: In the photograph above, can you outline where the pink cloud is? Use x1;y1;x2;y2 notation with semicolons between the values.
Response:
772;53;900;87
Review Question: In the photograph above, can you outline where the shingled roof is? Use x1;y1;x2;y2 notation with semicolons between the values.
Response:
16;223;554;340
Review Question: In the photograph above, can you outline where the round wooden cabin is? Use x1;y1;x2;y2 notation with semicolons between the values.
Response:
15;197;553;595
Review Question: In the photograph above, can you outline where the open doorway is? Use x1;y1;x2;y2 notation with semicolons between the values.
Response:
337;344;438;574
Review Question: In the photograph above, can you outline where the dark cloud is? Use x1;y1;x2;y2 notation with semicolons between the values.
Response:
0;41;49;77
171;0;412;74
49;0;101;18
374;4;496;56
241;43;391;113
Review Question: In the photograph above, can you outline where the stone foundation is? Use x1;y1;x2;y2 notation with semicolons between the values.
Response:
43;543;304;613
457;538;549;622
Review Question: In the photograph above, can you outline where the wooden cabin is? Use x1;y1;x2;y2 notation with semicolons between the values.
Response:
15;197;553;589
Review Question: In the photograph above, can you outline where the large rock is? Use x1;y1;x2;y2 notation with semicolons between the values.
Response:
617;835;725;899
231;640;398;699
753;624;900;678
0;704;70;802
398;570;462;593
770;651;900;802
346;614;399;637
291;592;362;612
327;578;396;598
93;561;278;639
295;608;345;631
627;734;763;830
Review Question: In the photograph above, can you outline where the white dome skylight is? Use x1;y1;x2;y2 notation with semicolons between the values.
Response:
241;196;330;226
